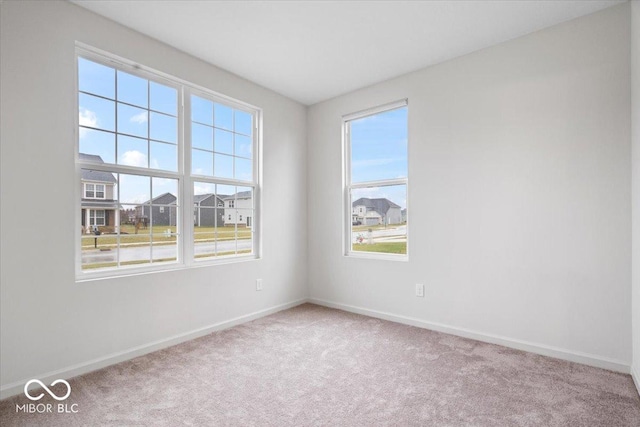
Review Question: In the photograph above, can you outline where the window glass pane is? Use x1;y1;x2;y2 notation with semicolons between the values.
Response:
150;141;177;172
192;123;213;151
81;169;117;202
117;135;148;168
217;184;235;199
152;238;177;264
192;95;213;125
119;235;151;268
119;174;150;205
234;157;252;181
214;103;233;130
152;177;178;200
235;134;252;159
214;128;233;155
78;57;115;99
214;153;233;179
150;112;177;144
234;110;252;136
79;129;115;164
192;149;213;176
117;70;148;108
148;200;177;227
117;103;148;138
350;184;406;255
350;107;407;183
150;82;177;116
79;93;115;132
118;204;142;232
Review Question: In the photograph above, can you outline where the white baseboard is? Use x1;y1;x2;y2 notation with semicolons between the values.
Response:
632;364;640;398
308;298;630;374
0;298;307;400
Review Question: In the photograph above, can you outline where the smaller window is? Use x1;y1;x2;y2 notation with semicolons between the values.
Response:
159;206;165;213
229;200;235;208
228;214;231;220
239;214;243;221
344;100;408;258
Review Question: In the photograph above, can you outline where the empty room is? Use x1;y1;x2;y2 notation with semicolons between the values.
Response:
1;0;640;425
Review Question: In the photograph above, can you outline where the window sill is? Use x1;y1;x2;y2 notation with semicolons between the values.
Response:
344;252;409;262
76;255;260;283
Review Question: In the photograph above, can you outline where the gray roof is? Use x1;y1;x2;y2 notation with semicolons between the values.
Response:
79;153;117;183
223;191;252;200
194;193;228;204
352;198;400;217
138;192;177;206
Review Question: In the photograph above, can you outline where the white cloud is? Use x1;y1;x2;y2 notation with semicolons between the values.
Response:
78;108;97;138
120;150;147;168
130;111;148;124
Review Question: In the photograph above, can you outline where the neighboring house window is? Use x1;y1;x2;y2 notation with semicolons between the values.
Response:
228;200;235;208
85;183;105;199
77;47;260;279
89;210;105;226
343;100;408;258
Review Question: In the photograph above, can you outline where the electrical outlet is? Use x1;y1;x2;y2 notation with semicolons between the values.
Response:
415;283;424;297
256;278;263;291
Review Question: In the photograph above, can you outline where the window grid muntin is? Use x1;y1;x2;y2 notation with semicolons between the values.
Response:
77;48;260;279
78;55;180;174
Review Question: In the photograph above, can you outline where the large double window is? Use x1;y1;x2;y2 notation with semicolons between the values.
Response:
344;100;408;258
76;47;260;278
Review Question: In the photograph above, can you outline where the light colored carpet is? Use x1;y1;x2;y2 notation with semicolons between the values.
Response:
1;303;639;426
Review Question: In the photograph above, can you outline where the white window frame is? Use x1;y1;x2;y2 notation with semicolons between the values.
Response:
187;85;260;263
342;99;409;261
75;44;262;281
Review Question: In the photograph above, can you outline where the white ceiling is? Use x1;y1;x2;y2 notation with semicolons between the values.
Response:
71;0;626;106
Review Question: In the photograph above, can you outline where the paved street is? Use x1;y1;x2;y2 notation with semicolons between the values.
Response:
352;225;407;243
83;239;252;264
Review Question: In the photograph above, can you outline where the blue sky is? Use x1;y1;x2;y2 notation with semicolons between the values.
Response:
350;106;407;209
78;57;253;206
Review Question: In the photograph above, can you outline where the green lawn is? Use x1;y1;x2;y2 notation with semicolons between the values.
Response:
352;242;407;254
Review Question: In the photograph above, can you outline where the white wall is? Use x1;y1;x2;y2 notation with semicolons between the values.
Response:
0;0;307;395
308;4;632;370
632;0;640;390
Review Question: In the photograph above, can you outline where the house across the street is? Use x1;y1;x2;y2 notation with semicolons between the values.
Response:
223;191;253;227
352;197;403;226
80;153;118;233
136;193;178;227
193;193;227;227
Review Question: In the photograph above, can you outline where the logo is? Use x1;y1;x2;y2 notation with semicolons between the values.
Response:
24;379;71;401
16;379;78;414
